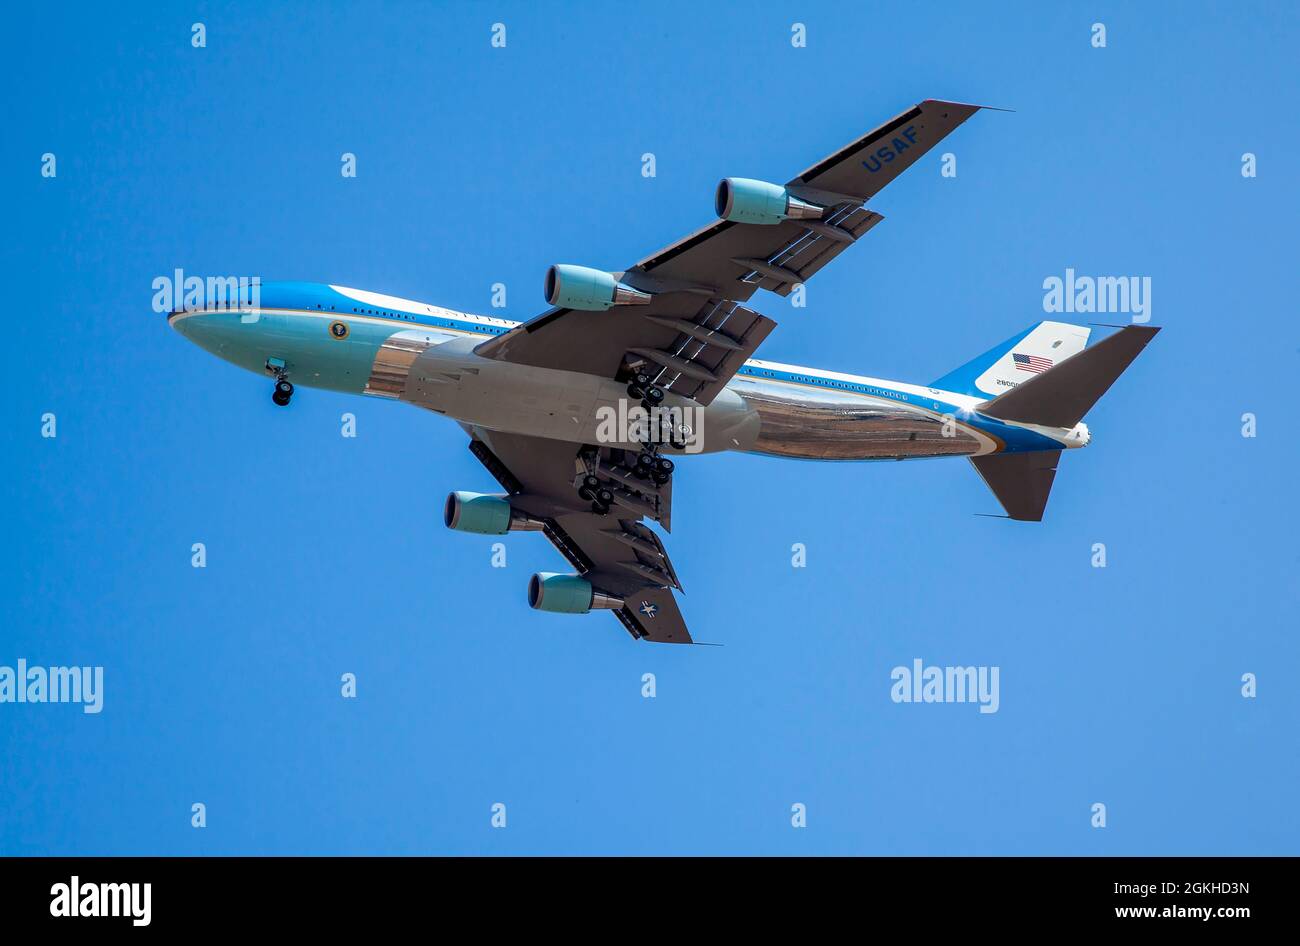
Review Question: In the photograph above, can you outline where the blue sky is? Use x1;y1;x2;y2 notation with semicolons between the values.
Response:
3;1;1297;854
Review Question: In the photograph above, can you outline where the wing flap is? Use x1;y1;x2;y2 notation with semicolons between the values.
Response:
736;206;884;297
635;297;775;405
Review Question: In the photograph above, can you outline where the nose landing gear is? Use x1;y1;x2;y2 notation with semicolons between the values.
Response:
272;378;294;407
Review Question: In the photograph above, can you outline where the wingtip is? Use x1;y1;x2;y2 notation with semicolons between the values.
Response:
922;99;1016;114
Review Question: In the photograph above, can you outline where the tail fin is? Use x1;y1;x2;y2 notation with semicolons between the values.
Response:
931;321;1091;398
968;325;1160;521
977;325;1160;428
970;451;1059;521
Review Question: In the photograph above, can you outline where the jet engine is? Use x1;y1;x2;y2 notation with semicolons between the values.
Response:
544;264;652;311
443;491;544;535
714;177;825;225
527;572;624;614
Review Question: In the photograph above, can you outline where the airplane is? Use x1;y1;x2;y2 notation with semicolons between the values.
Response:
168;99;1159;644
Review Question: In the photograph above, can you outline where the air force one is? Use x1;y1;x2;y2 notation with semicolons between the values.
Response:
169;99;1158;644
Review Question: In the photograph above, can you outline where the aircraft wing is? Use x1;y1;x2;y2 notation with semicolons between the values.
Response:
464;425;692;644
474;99;983;401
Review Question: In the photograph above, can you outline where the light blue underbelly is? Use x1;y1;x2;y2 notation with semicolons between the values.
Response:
173;310;407;394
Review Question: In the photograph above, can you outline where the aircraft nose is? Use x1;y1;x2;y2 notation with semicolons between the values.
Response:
168;309;209;345
167;307;235;356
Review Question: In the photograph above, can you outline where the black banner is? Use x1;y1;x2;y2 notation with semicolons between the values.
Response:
0;856;1277;932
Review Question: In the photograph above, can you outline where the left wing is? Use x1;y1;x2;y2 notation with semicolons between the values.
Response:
464;426;692;644
475;99;984;400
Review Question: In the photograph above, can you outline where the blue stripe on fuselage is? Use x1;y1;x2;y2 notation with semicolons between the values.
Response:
257;282;515;336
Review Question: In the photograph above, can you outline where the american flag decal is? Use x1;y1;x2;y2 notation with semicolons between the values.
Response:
1012;352;1053;374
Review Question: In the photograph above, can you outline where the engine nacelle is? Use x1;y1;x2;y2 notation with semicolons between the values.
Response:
545;264;651;311
443;491;512;535
527;572;624;614
715;177;825;225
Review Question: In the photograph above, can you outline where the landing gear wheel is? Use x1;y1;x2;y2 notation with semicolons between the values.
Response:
654;457;674;476
578;473;603;502
595;487;614;507
625;372;654;400
591;501;611;516
651;471;670;486
272;390;290;407
644;385;665;405
274;379;294;398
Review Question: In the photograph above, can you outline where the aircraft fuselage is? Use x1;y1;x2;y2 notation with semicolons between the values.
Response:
168;282;1083;460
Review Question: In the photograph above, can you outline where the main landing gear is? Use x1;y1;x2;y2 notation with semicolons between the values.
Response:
626;369;688;453
626;371;664;412
272;378;294;407
633;451;674;486
578;474;614;516
575;364;681;516
575;444;674;519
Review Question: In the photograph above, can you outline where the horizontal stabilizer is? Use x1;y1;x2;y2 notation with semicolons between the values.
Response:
978;326;1160;428
969;451;1060;522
